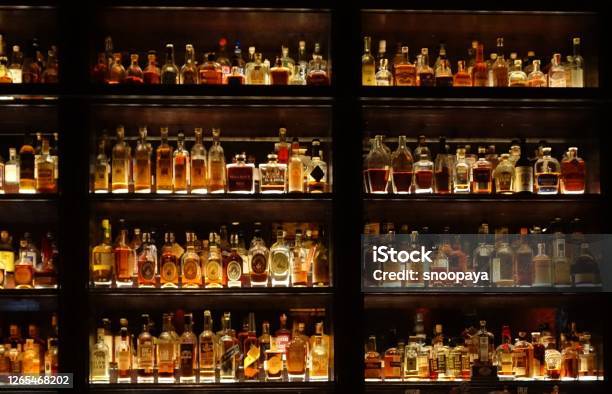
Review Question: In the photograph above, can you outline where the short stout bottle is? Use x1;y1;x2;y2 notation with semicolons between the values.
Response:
35;138;56;193
494;153;515;194
472;146;493;194
413;153;434;194
560;147;585;194
534;147;560;194
227;153;254;194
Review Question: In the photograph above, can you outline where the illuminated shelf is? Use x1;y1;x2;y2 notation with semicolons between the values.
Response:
88;381;334;393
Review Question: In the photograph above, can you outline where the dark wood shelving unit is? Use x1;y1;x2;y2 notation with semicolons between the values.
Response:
88;381;334;393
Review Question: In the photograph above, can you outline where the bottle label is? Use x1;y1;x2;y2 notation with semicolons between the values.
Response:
139;259;156;281
226;260;242;282
205;260;221;282
91;350;107;376
200;340;215;369
20;155;35;180
160;258;178;283
536;173;559;187
250;253;267;274
496;172;513;191
271;252;289;275
180;343;194;375
394;66;416;86
309;166;325;182
182;259;200;281
244;344;260;370
117;350;130;372
514;167;533;192
138;344;153;368
92;252;113;271
0;251;15;272
267;353;283;375
14;264;33;285
455;166;469;185
478;337;489;362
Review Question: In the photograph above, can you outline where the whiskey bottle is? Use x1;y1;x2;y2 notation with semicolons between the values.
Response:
35;232;58;288
156;127;173;194
472;146;493;194
219;313;238;382
532;332;546;378
270;230;290;287
159;232;179;288
227;153;254;194
570;38;585;88
383;329;402;380
136;232;156;287
0;231;14;289
414;153;434;194
492;227;514;287
198;53;223;85
125;53;143;84
190;128;207;194
492;38;509;87
243;313;260;380
108;53;126;83
3;148;18;194
551;223;571;287
290;230;309;287
365;135;391;194
533;240;552;286
181;233;201;288
435;59;453;87
143;50;161;84
180;44;198;85
287;138;304;193
136;318;154;383
199;310;216;382
433;137;451;194
207;128;226;193
534;147;560;194
472;223;492;287
286;322;307;381
394;46;417;86
111;126;130;194
453;60;472;87
495;325;514;376
179;313;197;382
513;331;534;377
204;232;223;288
571;242;599;286
306;140;327;193
364;335;383;379
35;138;56;193
160;43;179;85
312;229;330;287
114;224;134;287
91;220;113;287
475;320;494;365
494;153;514;194
528;59;547;87
362;36;376;86
375;58;393;86
116;327;132;382
548;54;566;87
560;147;585;194
8;45;23;83
270;56;290;85
19;134;36;194
509;60;528;87
173;132;190;193
260;154;287;193
94;138;110;193
133;126;152;193
157;314;177;382
90;328;110;383
307;44;329;86
514;138;533;193
515;227;534;287
391;135;414;194
417;48;434;87
470;43;488;87
226;233;243;288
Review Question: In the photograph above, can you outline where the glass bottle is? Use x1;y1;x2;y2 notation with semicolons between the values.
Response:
508;59;528;87
8;45;23;83
249;228;269;287
453;60;472;87
492;228;515;287
125;53;143;84
512;331;534;378
362;36;376;86
159;232;179;288
133;126;151;193
560;147;585;194
172;132;190;193
514;227;533;287
453;147;470;193
495;325;514;376
137;232;156;288
18;134;35;194
189;128;207;194
534;147;560;194
115;327;132;382
383;331;402;380
270;230;290;287
136;319;154;383
472;43;488;87
14;236;35;289
41;48;58;83
155;127;173;193
364;335;383;380
91;219;113;287
226;153;254;194
394;46;417;86
312;229;330;287
514;138;533;193
161;43;179;84
572;242;599;286
570;37;585;87
561;335;579;379
290;230;309;287
434;137;452;194
548;54;566;87
2;148;18;194
180;44;198;84
391;135;414;194
270;56;290;85
578;333;596;377
531;332;545;378
198;52;223;85
287;138;304;193
306;43;329;86
35;138;56;193
204;233;223;288
494;153;514;194
108;53;125;84
90;328;110;383
181;233;201;288
527;59;547;87
225;233;243;288
472;146;493;194
93;137;109;194
475;320;494;366
242;313;260;381
178;313;197;382
207;128;226;193
545;338;562;379
198;310;216;381
21;40;41;83
550;225;571;287
114;226;134;287
219;313;237;381
143;50;160;84
245;52;268;85
417;48;434;87
492;38;509;87
472;223;493;287
366;135;391;194
533;240;552;286
435;58;453;87
157;314;177;382
260;153;286;193
286;322;307;381
413;153;433;194
111;126;130;194
375;58;393;86
0;231;14;289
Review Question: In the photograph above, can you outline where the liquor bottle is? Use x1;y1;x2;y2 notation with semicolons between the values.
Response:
365;135;391;194
430;232;449;287
111;126;130;194
161;44;179;85
227;44;246;86
435;58;453;87
527;59;547;87
18;134;35;194
21;338;38;375
159;232;179;288
189;128;207;194
290;230;309;287
312;229;330;287
560;147;585;194
136;318;154;382
495;325;514;376
571;242;599;286
493;153;514;194
534;146;560;194
21;40;41;84
114;225;134;287
361;36;376;86
108;53;125;84
157;314;177;382
172;132;190;193
453;147;470;193
156;127;173;194
0;231;14;289
393;46;416;86
375;58;392;86
35;138;56;193
91;52;108;83
91;220;113;287
514;138;533;193
198;53;223;85
269;56;289;85
453;60;472;86
273;127;290;164
125;53;143;84
509;60;528;87
561;334;579;379
287;138;304;193
215;38;231;79
115;327;132;382
472;224;492;287
226;153;254;194
90;328;110;383
35;232;57;288
475;320;494;366
242;313;260;380
383;330;401;380
245;52;268;85
94;138;110;193
286;322;307;381
260;154;286;193
390;135;414;194
178;313;197;382
472;146;493;194
514;227;533;287
225;233;243;288
548;54;566;87
434;137;451;194
570;38;585;88
249;228;269;287
472;43;488;87
512;331;534;378
179;44;198;84
181;233;201;288
364;335;383;379
417;48;434;87
578;333;596;377
8;45;23;83
530;332;545;378
199;310;216;382
306;139;328;193
533;240;552;286
207;128;226;193
219;313;238;382
143;50;160;84
492;38;509;87
550;222;571;287
0;153;4;194
270;230;290;287
492;227;514;287
133;126;151;193
289;41;308;85
204;232;223;288
544;337;562;379
40;48;58;83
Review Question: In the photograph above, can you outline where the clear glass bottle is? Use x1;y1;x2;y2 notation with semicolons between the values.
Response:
198;310;216;381
417;48;434;87
413;153;433;194
533;241;552;286
133;126;152;193
227;153;254;194
512;331;534;378
115;327;132;382
366;135;391;194
433;138;451;194
249;228;269;287
560;147;585;194
207;128;226;193
108;53;125;84
246;52;268;85
578;333;596;377
160;43;179;85
534;147;560;194
4;148;19;194
190;128;207;194
219;313;237;381
509;59;528;87
290;230;309;287
472;146;493;194
548;54;566;87
90;328;110;383
288;138;304;193
270;230;290;287
157;314;177;382
362;36;376;86
156;127;173;194
527;59;547;87
306;139;327;193
180;44;198;84
475;320;494;365
136;318;154;382
306;43;329;86
492;228;515;287
375;58;393;86
570;37;585;87
204;233;223;288
492;37;509;87
494;153;514;194
8;45;23;83
435;59;453;87
125;53;143;84
572;242;599;286
226;233;243;288
172;132;190;193
453;147;470;193
260;153;286;194
242;313;260;381
143;50;161;84
181;233;201;288
390;135;413;194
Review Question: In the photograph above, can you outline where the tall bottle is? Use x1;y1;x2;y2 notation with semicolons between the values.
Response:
173;132;190;193
472;43;488;87
492;38;509;87
179;313;197;382
453;147;470;193
219;313;238;381
207;128;226;193
306;139;328;193
199;310;216;381
394;46;417;86
19;134;36;193
156;127;173;193
472;146;493;194
36;138;56;193
434;137;451;194
286;322;307;380
90;328;110;383
248;228;269;287
391;135;414;194
91;219;113;287
180;44;198;84
115;327;132;382
181;233;201;288
270;230;291;287
157;314;177;382
417;48;434;86
190;128;207;194
114;225;134;287
570;37;585;87
548;54;566;87
136;318;154;382
111;126;130;194
161;43;179;84
94;137;110;193
513;138;533;193
133;126;152;193
243;312;260;380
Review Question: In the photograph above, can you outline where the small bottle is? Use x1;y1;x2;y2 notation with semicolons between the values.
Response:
219;313;237;381
125;53;144;84
512;331;534;377
226;153;254;194
472;146;493;194
534;147;560;194
364;335;383;379
527;59;547;87
494;153;515;194
306;43;329;86
509;59;528;87
180;44;198;84
416;48;434;87
8;45;23;83
548;54;566;87
259;153;287;194
435;59;453;87
160;44;179;84
375;58;393;86
391;135;414;194
270;56;290;85
41;49;59;83
413;153;433;194
453;60;472;87
242;313;260;380
560;147;585;194
198;52;223;85
246;52;268;85
114;225;134;287
453;147;470;194
143;50;161;84
571;242;599;286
